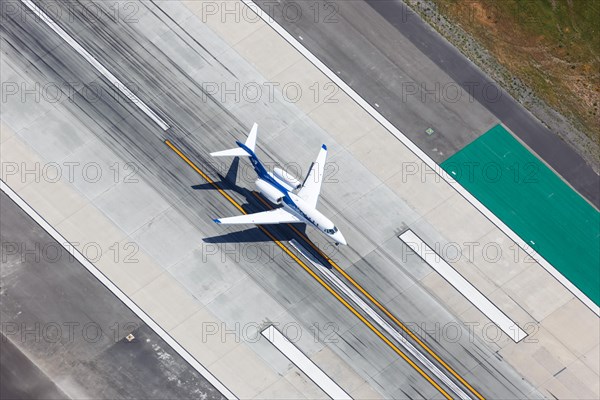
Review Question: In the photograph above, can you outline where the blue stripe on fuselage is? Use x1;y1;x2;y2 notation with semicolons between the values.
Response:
237;141;319;230
237;141;290;196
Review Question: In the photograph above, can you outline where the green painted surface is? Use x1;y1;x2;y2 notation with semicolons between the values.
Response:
442;124;600;305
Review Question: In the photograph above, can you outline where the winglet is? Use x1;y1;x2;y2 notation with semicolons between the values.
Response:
321;144;327;150
213;218;221;224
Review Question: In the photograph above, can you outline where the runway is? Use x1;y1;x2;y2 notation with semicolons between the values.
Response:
2;0;596;399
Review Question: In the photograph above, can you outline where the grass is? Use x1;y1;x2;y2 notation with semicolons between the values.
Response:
432;0;599;147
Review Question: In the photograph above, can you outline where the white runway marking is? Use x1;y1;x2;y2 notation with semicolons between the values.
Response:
244;0;598;316
19;0;170;131
1;180;236;400
400;230;528;343
261;325;352;400
290;240;472;400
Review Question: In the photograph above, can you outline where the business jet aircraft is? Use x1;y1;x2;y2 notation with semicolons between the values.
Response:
211;123;347;246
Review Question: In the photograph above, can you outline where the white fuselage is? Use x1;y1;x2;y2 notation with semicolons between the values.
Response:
259;180;346;245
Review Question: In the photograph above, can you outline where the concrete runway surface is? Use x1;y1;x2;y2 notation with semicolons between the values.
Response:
3;0;595;398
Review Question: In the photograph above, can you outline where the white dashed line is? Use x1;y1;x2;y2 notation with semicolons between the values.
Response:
400;230;528;343
261;325;352;400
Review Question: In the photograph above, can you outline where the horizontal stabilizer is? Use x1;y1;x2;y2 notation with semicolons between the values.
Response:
210;147;250;157
210;123;258;157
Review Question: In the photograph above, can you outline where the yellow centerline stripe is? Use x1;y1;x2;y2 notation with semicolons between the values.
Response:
165;139;453;400
251;192;485;400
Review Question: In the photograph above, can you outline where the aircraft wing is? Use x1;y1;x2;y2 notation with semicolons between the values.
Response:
298;144;327;208
214;208;301;225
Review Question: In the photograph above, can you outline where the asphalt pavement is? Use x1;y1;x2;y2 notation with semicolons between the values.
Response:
0;191;226;400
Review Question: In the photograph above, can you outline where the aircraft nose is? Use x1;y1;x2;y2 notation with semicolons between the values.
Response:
334;231;347;246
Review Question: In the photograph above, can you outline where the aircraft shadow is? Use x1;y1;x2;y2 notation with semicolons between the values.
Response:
192;156;259;212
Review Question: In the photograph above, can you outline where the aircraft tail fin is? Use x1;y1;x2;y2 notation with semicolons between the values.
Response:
210;123;258;157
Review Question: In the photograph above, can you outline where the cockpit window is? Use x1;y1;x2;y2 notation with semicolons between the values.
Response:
324;226;338;234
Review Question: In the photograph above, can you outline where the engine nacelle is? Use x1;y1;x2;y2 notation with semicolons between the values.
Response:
256;179;284;204
273;167;302;190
